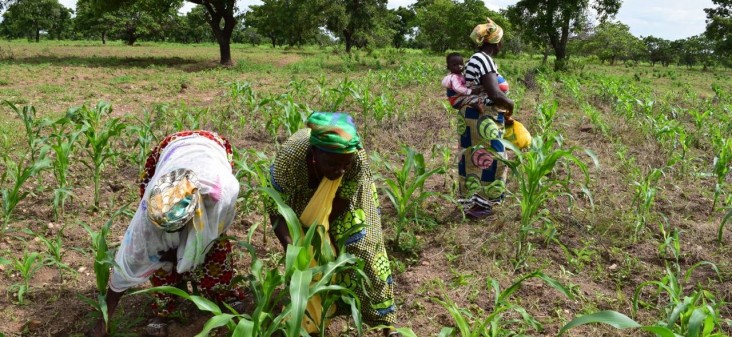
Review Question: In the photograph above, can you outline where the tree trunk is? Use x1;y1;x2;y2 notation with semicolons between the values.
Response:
35;29;40;42
344;30;353;53
552;15;570;71
200;1;237;66
218;35;233;66
542;48;549;65
271;36;276;48
102;31;107;45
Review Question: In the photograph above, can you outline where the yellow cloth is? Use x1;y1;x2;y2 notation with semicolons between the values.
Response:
470;17;504;45
503;120;532;149
298;176;342;333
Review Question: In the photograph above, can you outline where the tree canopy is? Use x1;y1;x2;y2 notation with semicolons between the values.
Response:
0;0;70;41
507;0;622;70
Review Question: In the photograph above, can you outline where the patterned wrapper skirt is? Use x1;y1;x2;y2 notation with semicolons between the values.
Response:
457;105;508;212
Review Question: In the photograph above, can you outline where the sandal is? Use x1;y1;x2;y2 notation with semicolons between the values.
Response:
144;317;169;337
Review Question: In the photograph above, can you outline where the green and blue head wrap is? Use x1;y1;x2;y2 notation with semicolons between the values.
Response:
307;112;363;154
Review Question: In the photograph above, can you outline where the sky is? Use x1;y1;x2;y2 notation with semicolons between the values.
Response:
56;0;714;41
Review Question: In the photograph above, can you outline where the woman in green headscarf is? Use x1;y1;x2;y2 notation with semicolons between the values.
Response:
268;112;401;336
457;17;515;219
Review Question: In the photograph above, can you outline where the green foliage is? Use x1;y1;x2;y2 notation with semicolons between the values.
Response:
24;227;73;282
4;101;45;161
46;117;82;220
704;0;732;58
324;0;391;52
7;250;43;305
711;137;731;212
631;167;664;241
0;150;51;232
79;205;128;327
68;102;127;209
232;149;273;243
0;0;71;41
413;0;505;52
435;271;574;336
246;0;327;48
507;0;621;70
498;133;597;270
135;190;368;337
373;145;444;251
578;21;646;65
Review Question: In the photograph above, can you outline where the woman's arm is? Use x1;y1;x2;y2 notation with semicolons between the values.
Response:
271;215;292;250
481;72;514;117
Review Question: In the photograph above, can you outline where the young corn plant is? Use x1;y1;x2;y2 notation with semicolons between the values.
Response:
560;263;726;336
374;146;444;250
1;151;52;233
631;167;664;241
232;148;273;243
23;227;73;283
435;271;574;337
8;250;43;305
129;109;158;173
536;100;558;134
720;208;732;243
135;188;369;337
711;137;731;212
47;117;82;220
68;102;127;209
79;206;128;329
581;102;610;137
498;134;597;271
4;101;46;161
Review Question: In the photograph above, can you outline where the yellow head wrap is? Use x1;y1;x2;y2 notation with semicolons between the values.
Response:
470;17;504;45
146;168;200;233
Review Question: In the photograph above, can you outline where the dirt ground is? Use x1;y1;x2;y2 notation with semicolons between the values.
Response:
0;42;731;337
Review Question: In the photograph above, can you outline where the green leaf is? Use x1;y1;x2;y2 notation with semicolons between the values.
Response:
194;314;235;337
132;286;192;300
687;308;708;337
438;327;454;337
719;208;731;243
640;326;678;337
287;269;312;337
189;295;223;315
558;311;641;336
231;318;254;337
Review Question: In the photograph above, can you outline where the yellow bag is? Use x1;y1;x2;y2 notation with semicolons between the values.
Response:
298;177;342;333
503;120;532;149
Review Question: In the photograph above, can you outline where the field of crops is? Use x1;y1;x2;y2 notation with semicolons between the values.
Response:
0;41;731;337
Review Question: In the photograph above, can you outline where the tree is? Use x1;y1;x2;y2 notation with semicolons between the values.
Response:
95;0;238;66
507;0;622;70
323;0;389;52
676;35;716;70
413;0;506;52
246;0;326;48
643;36;674;67
0;0;68;41
584;21;642;65
74;0;115;43
704;0;732;58
390;6;415;48
246;0;287;47
107;1;176;45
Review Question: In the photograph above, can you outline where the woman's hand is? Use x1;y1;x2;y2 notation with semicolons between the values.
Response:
271;215;293;250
